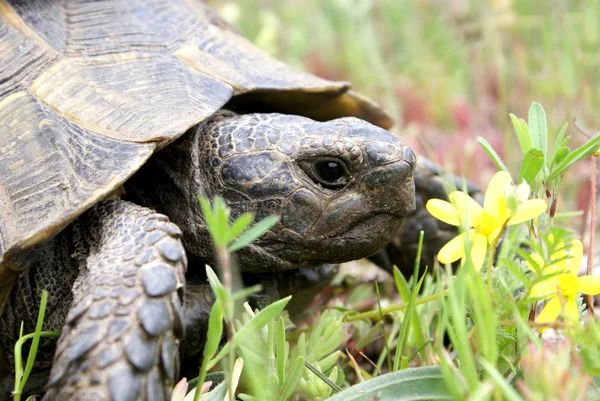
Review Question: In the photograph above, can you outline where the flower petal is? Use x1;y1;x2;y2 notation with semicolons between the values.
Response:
426;199;461;226
549;238;583;274
526;253;546;273
507;199;547;225
549;242;569;273
487;227;503;244
530;280;557;299
437;232;467;265
577;275;600;295
564;299;580;324
172;378;189;401
568;239;583;275
495;196;509;225
484;171;512;217
448;191;482;225
536;296;562;324
470;233;488;272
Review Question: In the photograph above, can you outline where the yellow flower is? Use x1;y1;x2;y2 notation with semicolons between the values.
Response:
529;238;600;325
527;235;580;274
426;171;547;271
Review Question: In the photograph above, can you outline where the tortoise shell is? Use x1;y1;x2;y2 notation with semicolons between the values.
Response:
0;0;392;312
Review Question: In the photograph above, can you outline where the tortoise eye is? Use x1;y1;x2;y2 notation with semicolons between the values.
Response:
315;161;344;183
300;158;350;189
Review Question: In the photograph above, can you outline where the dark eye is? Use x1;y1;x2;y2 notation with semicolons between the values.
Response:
315;161;344;183
300;158;350;189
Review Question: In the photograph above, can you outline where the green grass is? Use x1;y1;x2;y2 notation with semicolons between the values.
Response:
212;0;599;127
196;6;600;399
15;4;600;400
211;0;600;219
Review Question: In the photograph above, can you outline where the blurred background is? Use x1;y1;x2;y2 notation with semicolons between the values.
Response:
210;0;600;236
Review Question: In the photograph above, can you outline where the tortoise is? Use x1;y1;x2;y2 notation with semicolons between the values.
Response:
0;1;471;400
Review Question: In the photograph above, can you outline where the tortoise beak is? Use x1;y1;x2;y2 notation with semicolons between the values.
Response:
311;156;415;236
301;153;414;263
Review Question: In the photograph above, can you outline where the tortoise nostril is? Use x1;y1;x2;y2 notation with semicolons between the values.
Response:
404;147;417;169
365;141;408;166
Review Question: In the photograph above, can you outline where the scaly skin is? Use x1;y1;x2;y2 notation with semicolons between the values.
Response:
0;112;416;400
125;111;416;272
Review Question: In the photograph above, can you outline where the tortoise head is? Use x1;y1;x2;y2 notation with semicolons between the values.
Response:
194;112;416;271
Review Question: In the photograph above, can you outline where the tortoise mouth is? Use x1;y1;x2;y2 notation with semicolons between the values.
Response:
252;212;405;269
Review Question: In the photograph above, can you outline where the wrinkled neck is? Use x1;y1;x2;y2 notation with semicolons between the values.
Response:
123;123;216;267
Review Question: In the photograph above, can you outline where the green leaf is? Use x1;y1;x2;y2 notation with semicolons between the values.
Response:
528;102;548;158
305;360;343;394
199;197;216;237
547;131;600;181
317;350;341;373
468;381;495;401
466;275;498;367
510;113;532;154
209;296;291;369
228;216;279;252
439;350;466;398
224;213;254;244
323;366;452;401
231;284;263;302
235;346;268;400
12;332;60;401
479;360;523;401
313;315;344;361
559;135;571;148
393;254;426;370
477;137;508;172
205;265;227;306
201;380;227;401
276;317;287;385
212;197;229;246
442;266;478;388
550;147;570;169
550;122;568;159
205;265;221;291
187;372;226;391
278;357;305;401
518;148;544;185
194;299;224;401
356;323;383;350
13;291;60;401
266;321;276;393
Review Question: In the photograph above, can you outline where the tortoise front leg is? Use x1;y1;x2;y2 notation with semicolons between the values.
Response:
43;201;186;401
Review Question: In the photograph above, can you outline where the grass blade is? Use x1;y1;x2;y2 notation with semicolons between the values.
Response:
478;137;509;172
548;131;600;180
13;291;59;401
193;299;224;401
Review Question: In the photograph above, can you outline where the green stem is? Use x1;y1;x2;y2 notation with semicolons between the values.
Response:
12;331;61;401
344;291;448;322
486;226;505;296
13;290;60;401
374;282;392;372
586;156;597;315
218;245;236;401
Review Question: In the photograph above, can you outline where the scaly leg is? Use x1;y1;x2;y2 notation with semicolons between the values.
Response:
43;200;186;401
